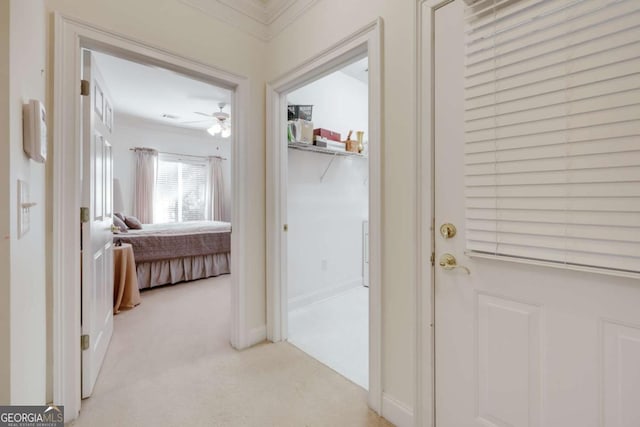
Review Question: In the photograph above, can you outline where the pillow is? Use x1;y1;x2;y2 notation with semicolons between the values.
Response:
112;215;128;232
124;215;143;230
114;212;126;222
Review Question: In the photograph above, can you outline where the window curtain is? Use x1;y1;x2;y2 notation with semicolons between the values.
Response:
133;148;158;223
207;156;226;221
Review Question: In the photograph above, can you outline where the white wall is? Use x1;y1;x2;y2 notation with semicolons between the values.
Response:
286;69;369;308
0;0;11;405
287;70;368;141
287;151;368;308
5;0;48;405
268;0;419;416
110;113;232;222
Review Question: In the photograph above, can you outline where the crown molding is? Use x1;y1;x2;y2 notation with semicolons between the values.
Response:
179;0;320;41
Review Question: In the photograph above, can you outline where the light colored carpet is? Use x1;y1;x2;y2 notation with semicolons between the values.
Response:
71;276;392;427
289;286;369;389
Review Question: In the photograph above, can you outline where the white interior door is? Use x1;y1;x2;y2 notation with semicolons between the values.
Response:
433;2;640;426
81;49;114;398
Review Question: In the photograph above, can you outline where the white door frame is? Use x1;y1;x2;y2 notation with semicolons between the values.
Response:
265;19;383;413
415;0;453;426
52;13;250;421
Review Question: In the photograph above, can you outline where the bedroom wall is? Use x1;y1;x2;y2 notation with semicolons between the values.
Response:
267;0;419;421
110;113;232;222
2;0;48;405
286;70;369;308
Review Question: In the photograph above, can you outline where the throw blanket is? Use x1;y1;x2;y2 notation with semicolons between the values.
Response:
115;231;231;263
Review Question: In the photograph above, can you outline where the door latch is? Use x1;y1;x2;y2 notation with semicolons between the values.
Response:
81;334;90;351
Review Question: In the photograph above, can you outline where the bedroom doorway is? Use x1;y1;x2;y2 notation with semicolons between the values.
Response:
266;20;382;411
53;15;250;420
79;47;235;399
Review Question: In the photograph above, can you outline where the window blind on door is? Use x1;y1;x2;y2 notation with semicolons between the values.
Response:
463;0;640;275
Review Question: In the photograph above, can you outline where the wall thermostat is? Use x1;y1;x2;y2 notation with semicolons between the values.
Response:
22;99;47;163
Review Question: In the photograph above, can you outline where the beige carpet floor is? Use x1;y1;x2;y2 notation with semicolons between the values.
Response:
71;275;392;427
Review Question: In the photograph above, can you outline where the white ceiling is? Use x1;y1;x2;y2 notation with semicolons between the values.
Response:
93;52;232;130
340;57;368;84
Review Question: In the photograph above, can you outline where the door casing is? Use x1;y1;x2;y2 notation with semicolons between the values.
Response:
416;0;457;426
265;19;383;414
52;13;250;422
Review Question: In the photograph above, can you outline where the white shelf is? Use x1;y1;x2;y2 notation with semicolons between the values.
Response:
287;141;366;158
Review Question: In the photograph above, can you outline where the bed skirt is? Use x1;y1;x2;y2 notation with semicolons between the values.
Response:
136;252;231;290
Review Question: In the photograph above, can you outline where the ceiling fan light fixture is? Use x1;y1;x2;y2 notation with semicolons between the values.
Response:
207;122;222;136
202;103;231;137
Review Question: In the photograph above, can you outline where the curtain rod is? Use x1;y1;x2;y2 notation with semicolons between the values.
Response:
129;148;227;161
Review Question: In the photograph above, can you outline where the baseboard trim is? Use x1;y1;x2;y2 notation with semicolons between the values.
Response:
288;278;363;312
382;393;414;427
247;325;267;347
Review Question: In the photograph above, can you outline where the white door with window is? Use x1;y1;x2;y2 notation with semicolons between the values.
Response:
433;1;640;426
81;50;114;398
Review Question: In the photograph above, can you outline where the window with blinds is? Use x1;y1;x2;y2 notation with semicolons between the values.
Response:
154;155;208;223
463;0;640;276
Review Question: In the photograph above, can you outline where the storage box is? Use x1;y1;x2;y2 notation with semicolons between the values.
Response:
314;136;345;151
288;105;313;121
313;128;341;142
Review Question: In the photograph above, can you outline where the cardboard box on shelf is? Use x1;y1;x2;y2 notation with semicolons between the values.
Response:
313;128;341;142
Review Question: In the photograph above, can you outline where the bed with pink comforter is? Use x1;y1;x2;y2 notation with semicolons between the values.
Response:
114;221;231;289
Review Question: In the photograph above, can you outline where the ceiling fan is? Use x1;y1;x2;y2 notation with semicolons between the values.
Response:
184;102;231;138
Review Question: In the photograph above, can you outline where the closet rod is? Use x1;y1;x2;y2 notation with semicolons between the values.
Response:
129;148;227;160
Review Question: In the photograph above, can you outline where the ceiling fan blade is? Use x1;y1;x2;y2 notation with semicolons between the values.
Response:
180;119;210;124
194;112;214;117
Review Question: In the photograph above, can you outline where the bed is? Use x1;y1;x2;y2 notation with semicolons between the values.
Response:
114;220;231;290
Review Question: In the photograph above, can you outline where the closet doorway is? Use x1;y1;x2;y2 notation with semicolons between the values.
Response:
286;57;370;388
266;21;382;410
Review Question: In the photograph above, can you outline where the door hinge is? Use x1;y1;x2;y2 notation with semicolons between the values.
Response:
80;207;90;223
80;79;90;96
81;334;90;351
430;252;435;266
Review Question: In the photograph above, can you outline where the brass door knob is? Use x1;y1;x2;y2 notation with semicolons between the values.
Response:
439;253;470;274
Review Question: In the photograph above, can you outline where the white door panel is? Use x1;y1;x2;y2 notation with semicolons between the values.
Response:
81;49;114;398
433;2;640;426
